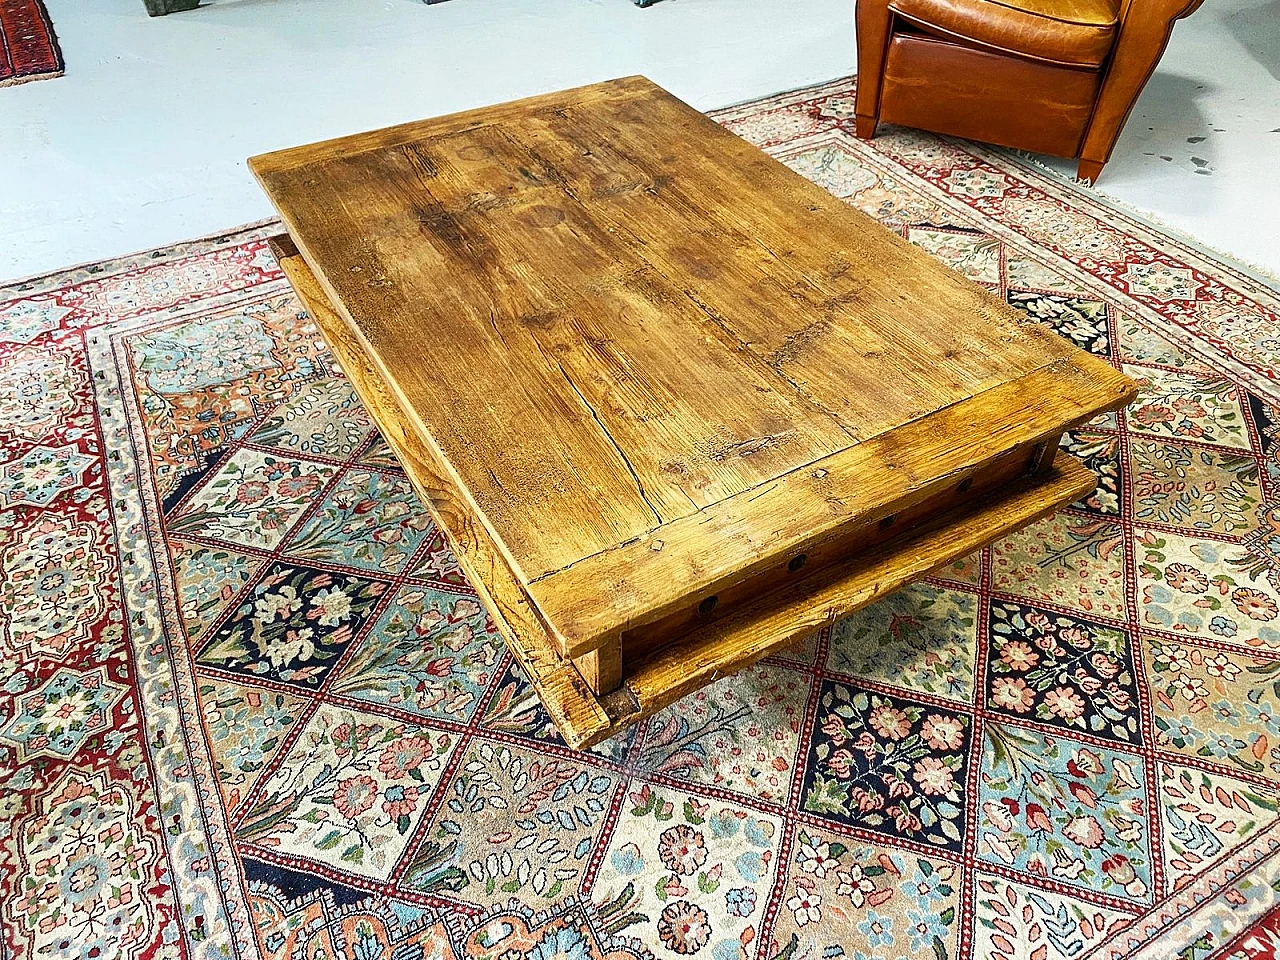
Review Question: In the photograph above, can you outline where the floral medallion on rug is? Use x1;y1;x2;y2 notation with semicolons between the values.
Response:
4;76;1280;960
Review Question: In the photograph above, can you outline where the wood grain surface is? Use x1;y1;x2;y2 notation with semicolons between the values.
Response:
252;76;1134;721
271;236;1101;745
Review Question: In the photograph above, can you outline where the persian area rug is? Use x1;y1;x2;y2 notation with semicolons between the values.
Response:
0;0;61;87
4;76;1280;960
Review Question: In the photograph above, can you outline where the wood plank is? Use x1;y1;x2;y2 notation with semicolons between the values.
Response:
270;237;1097;748
509;94;1088;429
249;78;656;177
529;359;1132;658
252;76;1138;745
248;76;1134;617
606;452;1097;732
268;236;614;746
617;431;1059;664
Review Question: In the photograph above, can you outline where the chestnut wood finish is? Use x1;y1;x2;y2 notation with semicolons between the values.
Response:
253;77;1135;746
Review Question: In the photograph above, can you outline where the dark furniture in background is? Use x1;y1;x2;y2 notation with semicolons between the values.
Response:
853;0;1204;182
149;0;642;13
144;0;198;13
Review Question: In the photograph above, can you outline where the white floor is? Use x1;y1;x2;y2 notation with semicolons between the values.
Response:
1;0;1277;282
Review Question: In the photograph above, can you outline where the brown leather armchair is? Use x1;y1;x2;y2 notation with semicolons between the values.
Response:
853;0;1204;182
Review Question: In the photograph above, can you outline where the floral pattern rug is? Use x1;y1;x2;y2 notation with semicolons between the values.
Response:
3;76;1280;960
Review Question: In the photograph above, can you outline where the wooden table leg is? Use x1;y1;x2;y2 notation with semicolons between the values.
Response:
575;639;623;695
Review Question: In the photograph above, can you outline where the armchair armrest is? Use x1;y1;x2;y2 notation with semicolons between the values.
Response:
1077;0;1203;177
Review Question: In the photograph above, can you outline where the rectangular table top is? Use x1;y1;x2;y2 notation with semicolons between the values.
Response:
250;76;1134;659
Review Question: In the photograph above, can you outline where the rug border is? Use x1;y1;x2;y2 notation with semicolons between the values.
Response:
997;147;1280;290
0;217;282;289
0;0;65;88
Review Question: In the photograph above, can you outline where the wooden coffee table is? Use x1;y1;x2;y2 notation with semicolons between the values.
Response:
250;77;1135;748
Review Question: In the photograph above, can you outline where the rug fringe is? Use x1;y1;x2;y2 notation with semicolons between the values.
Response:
0;68;64;88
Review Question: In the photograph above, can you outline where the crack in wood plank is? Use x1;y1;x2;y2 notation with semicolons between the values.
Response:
556;360;664;525
682;287;861;437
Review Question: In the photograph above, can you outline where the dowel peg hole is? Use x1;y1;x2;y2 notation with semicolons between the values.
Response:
788;554;808;573
699;596;719;617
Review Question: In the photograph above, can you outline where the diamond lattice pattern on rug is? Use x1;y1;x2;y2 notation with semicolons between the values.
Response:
3;78;1280;960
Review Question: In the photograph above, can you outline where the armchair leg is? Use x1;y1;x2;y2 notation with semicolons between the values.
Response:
1077;0;1201;183
855;0;894;140
1076;158;1105;184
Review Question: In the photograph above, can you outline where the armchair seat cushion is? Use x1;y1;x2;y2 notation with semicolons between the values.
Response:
888;0;1120;67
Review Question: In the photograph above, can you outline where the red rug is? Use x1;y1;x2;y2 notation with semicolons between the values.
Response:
4;77;1280;960
1220;899;1280;959
0;0;61;87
